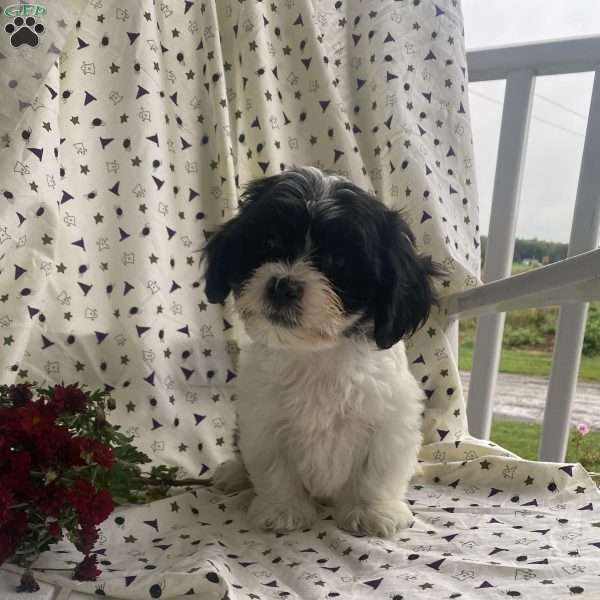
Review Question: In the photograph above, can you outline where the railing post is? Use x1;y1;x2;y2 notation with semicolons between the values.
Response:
467;70;535;440
539;67;600;462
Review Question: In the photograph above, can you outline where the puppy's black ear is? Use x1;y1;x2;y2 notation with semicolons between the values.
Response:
374;211;441;349
202;174;279;304
202;220;237;304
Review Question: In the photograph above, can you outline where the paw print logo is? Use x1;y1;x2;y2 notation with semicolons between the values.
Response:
5;16;45;47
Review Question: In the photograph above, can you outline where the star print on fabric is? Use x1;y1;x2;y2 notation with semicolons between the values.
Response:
0;1;593;598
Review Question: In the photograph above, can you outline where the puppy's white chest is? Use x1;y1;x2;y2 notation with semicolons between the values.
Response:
277;363;390;499
237;341;416;502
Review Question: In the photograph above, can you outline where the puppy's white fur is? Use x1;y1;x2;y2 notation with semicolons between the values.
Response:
207;167;432;538
216;335;423;537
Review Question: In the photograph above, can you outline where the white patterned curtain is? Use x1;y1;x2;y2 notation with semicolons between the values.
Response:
1;0;478;468
2;2;599;599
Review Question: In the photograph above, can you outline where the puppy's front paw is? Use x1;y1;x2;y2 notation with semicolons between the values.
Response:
248;495;318;532
213;459;251;493
335;499;414;537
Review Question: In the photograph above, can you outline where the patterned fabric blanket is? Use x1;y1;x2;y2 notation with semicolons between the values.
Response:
1;0;598;598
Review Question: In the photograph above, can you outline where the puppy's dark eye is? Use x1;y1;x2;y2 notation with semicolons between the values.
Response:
266;237;282;251
324;254;345;269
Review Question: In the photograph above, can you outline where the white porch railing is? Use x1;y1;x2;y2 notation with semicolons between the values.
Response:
448;36;600;462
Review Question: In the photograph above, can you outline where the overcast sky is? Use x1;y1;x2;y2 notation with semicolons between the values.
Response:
462;1;600;243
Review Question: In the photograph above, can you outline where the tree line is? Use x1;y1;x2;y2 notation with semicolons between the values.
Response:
481;237;568;266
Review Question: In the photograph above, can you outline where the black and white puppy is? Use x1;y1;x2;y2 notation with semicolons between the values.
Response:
203;167;439;537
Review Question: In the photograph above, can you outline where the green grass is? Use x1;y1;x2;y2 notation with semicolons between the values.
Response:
491;419;600;473
459;344;600;382
456;262;600;381
510;261;541;275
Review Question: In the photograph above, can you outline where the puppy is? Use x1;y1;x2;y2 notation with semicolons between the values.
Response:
202;167;439;537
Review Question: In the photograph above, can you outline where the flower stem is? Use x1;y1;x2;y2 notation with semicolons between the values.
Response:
140;476;214;487
16;568;40;593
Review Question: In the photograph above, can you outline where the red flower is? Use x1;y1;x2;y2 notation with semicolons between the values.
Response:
8;384;33;407
79;438;114;468
12;450;31;477
46;521;62;539
75;526;99;554
1;452;32;497
2;404;54;435
33;423;83;468
0;437;10;464
0;488;12;523
67;480;113;527
73;554;101;581
92;488;114;525
49;384;88;414
0;510;27;565
37;484;68;517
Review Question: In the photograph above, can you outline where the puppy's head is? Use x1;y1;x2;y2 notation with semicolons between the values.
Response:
203;167;440;350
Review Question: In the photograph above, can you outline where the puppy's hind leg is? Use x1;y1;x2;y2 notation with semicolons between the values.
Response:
213;458;252;493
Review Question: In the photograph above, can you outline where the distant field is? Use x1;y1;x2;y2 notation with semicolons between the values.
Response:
459;344;600;382
458;261;600;382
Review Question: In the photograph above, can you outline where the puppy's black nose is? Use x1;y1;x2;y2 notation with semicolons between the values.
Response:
266;276;304;306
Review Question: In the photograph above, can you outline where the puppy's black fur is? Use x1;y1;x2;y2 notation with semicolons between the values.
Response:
203;168;440;349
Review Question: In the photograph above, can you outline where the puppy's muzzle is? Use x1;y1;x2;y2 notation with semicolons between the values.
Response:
266;276;304;307
264;276;304;327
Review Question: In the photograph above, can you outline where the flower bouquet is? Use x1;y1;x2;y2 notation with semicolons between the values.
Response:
572;422;600;482
0;382;202;592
